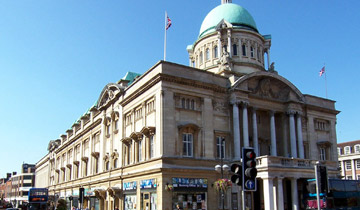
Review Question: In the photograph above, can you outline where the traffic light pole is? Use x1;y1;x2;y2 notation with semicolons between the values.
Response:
315;163;321;210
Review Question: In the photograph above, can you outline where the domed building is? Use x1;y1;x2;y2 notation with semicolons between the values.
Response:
36;1;339;210
187;0;271;76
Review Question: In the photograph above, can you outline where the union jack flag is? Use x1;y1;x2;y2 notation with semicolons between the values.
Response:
319;66;325;76
166;15;172;30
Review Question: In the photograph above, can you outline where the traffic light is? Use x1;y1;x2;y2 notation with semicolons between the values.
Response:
79;187;84;203
230;163;242;186
318;165;328;193
242;147;257;191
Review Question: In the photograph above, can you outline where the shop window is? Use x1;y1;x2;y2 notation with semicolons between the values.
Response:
206;48;210;61
172;193;206;210
183;133;193;157
242;44;246;56
233;44;238;56
216;136;226;159
214;46;218;58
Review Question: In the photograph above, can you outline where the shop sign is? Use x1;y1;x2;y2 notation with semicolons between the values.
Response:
123;181;137;191
140;179;157;189
85;188;94;196
172;178;208;188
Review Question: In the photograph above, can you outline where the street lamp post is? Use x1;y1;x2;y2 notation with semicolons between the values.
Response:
215;138;229;210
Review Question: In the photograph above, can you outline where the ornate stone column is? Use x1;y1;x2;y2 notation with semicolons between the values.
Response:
242;102;249;148
291;178;299;210
270;111;277;156
232;101;241;160
217;32;222;58
252;108;259;155
296;113;304;159
288;111;297;158
227;29;232;57
277;177;284;210
263;177;274;210
267;49;271;69
341;161;345;177
352;159;356;179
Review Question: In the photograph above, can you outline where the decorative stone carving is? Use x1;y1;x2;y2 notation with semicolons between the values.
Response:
213;99;228;113
249;78;293;101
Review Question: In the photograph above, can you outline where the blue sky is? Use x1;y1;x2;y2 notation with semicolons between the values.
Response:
0;0;359;177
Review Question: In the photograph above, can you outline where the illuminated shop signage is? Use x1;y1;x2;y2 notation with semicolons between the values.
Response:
123;181;137;191
172;178;208;188
140;179;157;189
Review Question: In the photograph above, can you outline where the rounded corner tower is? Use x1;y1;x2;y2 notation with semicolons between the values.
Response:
187;0;272;77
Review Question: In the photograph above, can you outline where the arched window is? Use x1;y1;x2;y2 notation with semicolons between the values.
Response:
223;45;227;52
196;56;198;67
113;158;118;169
186;99;190;109
233;44;238;56
355;144;360;153
181;98;185;108
199;52;203;64
206;48;210;61
214;46;218;58
190;99;195;110
345;146;351;154
250;46;254;57
257;48;260;60
242;44;246;56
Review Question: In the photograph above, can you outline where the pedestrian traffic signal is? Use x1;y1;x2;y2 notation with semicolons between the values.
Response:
242;147;257;191
230;163;242;186
79;187;84;203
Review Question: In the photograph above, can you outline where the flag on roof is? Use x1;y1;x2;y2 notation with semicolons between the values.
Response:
319;66;325;77
166;15;172;30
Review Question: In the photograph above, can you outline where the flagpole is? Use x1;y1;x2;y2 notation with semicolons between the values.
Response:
324;63;328;99
164;11;167;61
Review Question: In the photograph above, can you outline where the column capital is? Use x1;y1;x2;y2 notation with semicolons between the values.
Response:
241;100;249;107
230;99;240;105
227;29;232;37
287;110;296;116
269;110;276;115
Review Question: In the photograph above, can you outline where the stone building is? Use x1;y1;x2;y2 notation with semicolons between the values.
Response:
36;1;340;210
338;140;360;180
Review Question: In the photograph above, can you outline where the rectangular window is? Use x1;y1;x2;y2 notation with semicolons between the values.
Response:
233;44;237;56
345;146;351;155
357;160;360;169
216;136;225;159
355;145;360;153
320;148;326;160
150;136;154;159
138;141;142;162
357;175;360;180
182;133;193;157
347;175;352;180
337;147;342;156
346;161;352;170
242;44;246;56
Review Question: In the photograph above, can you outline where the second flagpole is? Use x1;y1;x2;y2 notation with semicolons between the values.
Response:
164;11;167;61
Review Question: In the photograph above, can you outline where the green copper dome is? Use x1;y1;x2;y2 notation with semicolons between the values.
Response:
199;3;258;38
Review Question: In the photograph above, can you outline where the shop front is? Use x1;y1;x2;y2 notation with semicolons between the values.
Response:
123;181;137;210
85;188;100;210
140;179;157;210
170;178;208;210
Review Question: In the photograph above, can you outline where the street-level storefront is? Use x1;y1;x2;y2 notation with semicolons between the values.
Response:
123;181;137;210
85;188;100;210
170;178;208;210
140;179;157;210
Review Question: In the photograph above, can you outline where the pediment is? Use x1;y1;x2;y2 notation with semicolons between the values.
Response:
215;19;233;30
97;83;124;109
231;72;304;103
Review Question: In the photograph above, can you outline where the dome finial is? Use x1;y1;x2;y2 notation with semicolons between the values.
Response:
221;0;232;4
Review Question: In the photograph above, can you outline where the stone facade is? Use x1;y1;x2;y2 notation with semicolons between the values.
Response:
35;1;340;210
